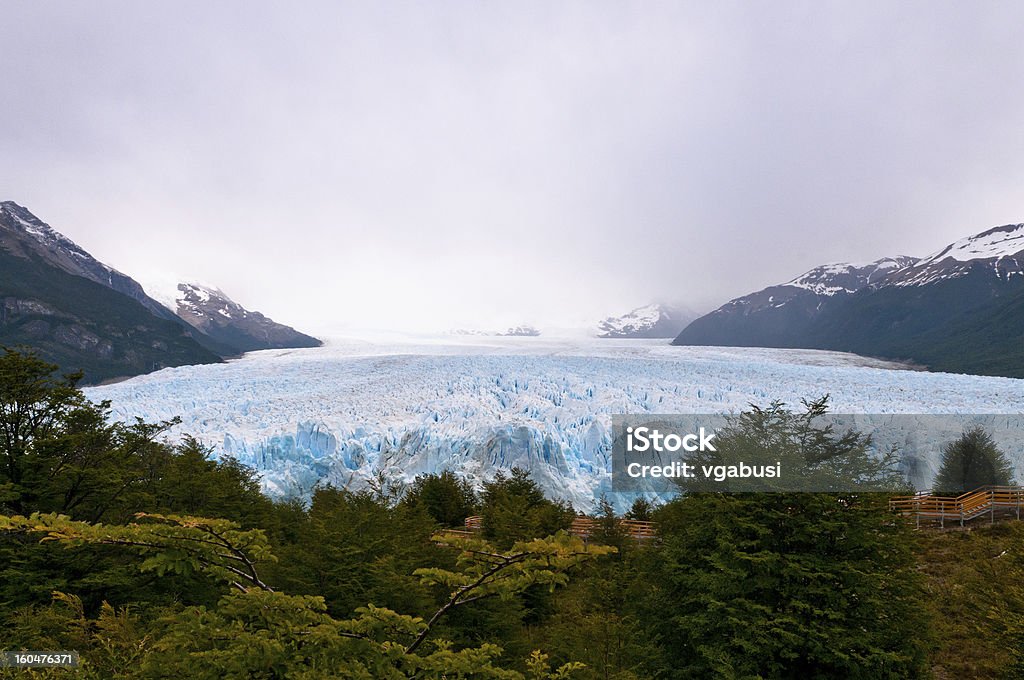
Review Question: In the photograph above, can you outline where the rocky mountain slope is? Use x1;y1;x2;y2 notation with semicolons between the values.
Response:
0;202;177;320
673;224;1024;378
146;282;322;353
1;201;323;382
673;258;917;348
0;203;221;382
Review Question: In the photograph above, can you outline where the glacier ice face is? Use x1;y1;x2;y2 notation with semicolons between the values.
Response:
84;335;1024;511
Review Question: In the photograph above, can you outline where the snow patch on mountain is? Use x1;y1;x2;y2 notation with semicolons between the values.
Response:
923;223;1024;263
693;257;918;324
890;224;1024;287
599;303;660;332
142;279;220;312
0;201;114;273
1;202;179;320
141;278;321;354
785;257;918;296
597;303;694;338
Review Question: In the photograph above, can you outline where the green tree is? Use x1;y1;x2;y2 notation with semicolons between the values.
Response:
524;559;660;679
679;396;908;493
148;436;276;527
0;348;283;621
638;401;929;678
624;497;654;522
589;496;626;549
1;347;87;514
2;591;151;680
481;468;574;548
1;512;610;678
403;470;479;527
268;487;444;619
0;347;185;523
932;426;1014;494
645;493;928;678
525;503;660;680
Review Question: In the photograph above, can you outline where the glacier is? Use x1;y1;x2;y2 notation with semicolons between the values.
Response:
84;335;1024;511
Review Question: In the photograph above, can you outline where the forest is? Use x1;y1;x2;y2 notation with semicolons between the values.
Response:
2;347;1023;679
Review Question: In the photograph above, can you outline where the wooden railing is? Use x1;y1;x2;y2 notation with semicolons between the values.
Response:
445;515;658;541
441;488;1024;541
890;486;1024;528
569;516;658;541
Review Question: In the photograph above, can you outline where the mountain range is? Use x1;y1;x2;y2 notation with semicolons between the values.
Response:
6;199;1021;382
449;325;542;337
0;202;321;383
597;303;696;338
146;281;321;354
674;223;1024;378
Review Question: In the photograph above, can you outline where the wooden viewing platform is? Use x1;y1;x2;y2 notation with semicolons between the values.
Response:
568;516;658;541
441;488;1024;540
889;485;1024;528
439;515;658;542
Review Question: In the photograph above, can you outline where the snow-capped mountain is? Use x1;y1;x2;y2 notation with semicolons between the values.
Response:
0;201;177;320
450;325;541;337
145;281;322;354
597;303;695;338
0;202;221;382
674;257;917;349
501;325;541;337
1;201;323;379
806;223;1024;376
674;222;1024;378
786;257;920;295
885;223;1024;287
728;256;918;314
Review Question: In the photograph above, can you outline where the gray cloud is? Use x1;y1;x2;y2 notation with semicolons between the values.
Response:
3;1;1023;333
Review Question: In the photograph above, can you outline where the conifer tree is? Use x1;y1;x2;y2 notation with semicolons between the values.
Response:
932;426;1014;494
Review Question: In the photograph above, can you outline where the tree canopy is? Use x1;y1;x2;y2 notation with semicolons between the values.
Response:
932;426;1015;494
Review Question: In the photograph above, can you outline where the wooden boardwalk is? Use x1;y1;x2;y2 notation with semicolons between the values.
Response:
441;515;658;541
567;516;658;541
889;485;1024;528
441;488;1024;541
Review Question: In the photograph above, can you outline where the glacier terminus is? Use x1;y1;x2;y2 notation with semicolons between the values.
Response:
84;335;1024;511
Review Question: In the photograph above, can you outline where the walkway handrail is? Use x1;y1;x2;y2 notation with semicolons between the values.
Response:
890;485;1024;528
459;515;657;541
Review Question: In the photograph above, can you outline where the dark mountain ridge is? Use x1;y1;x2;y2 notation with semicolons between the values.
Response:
1;201;323;382
0;248;221;383
675;257;918;348
0;202;177;321
674;223;1024;378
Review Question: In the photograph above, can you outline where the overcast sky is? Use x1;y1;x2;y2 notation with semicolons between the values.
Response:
2;2;1023;334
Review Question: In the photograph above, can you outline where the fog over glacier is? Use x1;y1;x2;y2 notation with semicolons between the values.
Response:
85;337;1024;511
5;4;1024;332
